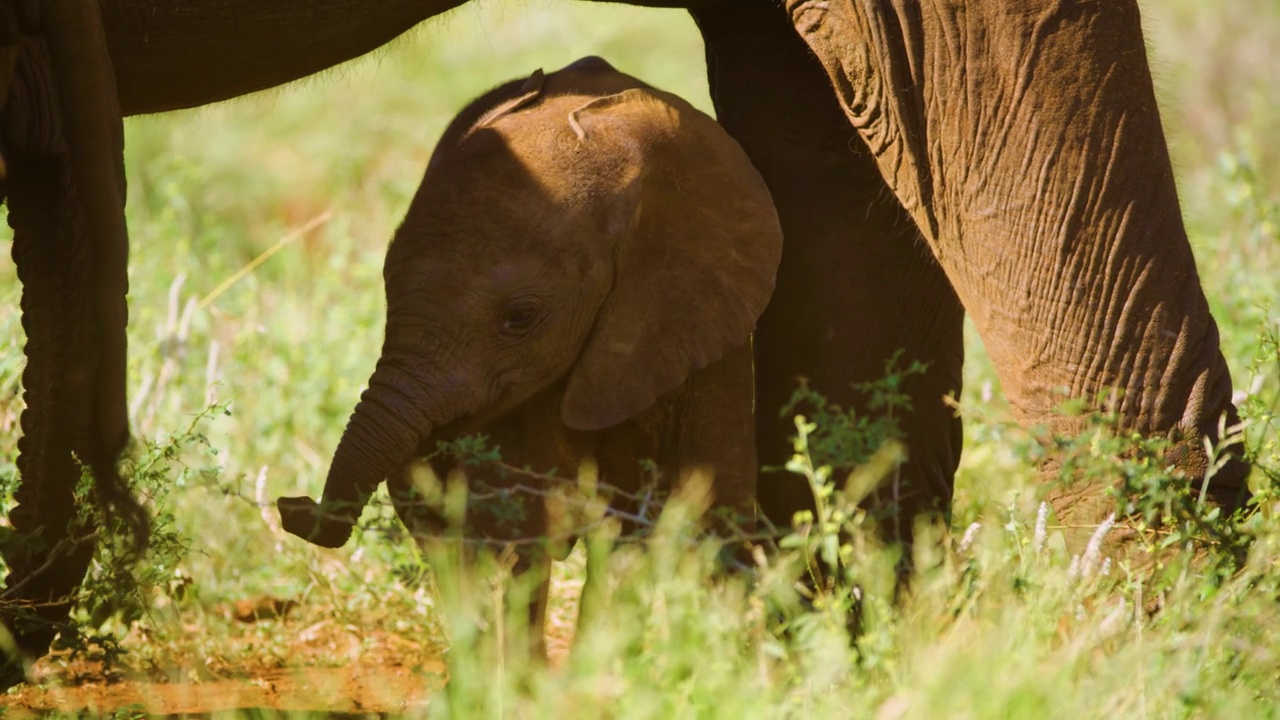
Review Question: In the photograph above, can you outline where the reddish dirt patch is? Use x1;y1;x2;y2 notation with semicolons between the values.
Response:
0;559;585;715
2;661;445;715
0;594;450;715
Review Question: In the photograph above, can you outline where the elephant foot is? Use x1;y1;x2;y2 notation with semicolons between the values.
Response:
0;534;97;692
0;657;24;693
1163;434;1254;515
0;33;139;684
1044;440;1254;575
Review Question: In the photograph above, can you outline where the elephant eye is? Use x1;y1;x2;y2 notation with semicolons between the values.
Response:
499;301;543;337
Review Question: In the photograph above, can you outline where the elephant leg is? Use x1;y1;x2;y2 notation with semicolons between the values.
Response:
787;0;1250;549
0;35;131;683
692;0;966;547
574;531;608;652
389;399;577;660
389;455;552;658
673;341;758;538
507;552;552;661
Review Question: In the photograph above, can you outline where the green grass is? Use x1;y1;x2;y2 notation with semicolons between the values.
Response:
1;0;1279;716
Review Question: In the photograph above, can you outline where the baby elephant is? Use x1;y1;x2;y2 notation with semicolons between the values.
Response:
277;56;782;644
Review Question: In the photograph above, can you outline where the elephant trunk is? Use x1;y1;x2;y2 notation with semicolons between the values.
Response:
44;0;141;540
278;358;445;548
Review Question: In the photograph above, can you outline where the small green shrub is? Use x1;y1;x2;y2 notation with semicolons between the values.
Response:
62;406;224;668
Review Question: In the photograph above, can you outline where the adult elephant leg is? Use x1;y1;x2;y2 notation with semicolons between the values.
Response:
0;30;129;683
691;0;966;547
1;195;97;683
787;0;1250;548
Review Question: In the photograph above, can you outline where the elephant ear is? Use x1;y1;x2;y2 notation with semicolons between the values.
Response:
559;88;783;431
427;68;547;168
474;68;546;128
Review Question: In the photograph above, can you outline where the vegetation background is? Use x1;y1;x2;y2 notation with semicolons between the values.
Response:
0;0;1277;716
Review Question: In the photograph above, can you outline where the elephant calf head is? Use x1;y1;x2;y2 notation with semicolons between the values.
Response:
277;56;783;548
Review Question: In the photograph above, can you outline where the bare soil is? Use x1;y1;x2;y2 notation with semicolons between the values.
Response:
0;596;448;716
1;576;581;716
3;660;444;716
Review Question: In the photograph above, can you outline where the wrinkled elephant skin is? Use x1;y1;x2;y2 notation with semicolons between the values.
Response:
783;0;1250;534
0;0;141;689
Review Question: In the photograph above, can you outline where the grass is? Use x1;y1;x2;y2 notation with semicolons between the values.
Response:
1;0;1279;716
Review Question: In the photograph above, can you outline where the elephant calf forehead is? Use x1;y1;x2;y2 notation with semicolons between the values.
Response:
469;235;602;281
484;254;574;290
418;162;592;236
407;250;593;308
411;198;598;265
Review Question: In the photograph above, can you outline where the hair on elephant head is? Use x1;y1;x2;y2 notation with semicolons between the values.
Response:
277;55;782;549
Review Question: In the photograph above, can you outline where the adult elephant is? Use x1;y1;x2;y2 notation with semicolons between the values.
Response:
1;0;1252;685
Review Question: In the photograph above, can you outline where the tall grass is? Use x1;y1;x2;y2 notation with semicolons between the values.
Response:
0;0;1277;716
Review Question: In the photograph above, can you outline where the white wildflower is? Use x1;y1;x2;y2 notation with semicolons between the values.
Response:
1079;513;1116;578
1032;502;1048;555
